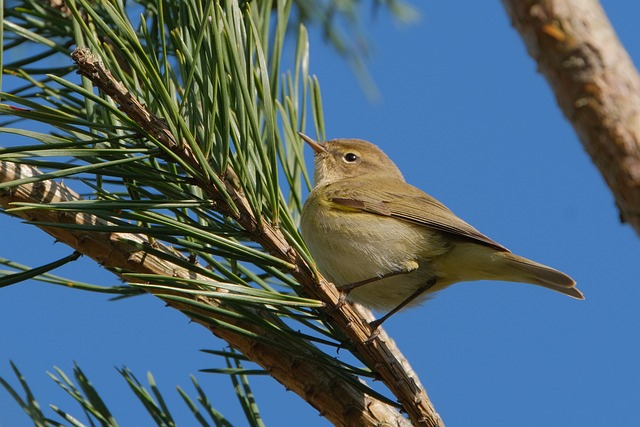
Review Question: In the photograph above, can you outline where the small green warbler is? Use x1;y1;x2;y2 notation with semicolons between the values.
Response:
299;133;583;327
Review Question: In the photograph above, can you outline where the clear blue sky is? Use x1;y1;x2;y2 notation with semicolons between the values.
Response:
1;1;639;426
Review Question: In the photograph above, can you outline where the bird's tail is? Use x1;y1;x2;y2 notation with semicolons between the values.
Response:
443;243;584;299
495;251;584;299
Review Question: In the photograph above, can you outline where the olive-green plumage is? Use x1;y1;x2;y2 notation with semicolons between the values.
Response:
299;134;583;314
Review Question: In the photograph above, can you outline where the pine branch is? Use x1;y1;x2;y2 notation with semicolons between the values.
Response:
69;46;443;427
502;0;640;236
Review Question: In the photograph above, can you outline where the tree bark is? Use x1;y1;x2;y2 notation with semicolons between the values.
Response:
502;0;640;235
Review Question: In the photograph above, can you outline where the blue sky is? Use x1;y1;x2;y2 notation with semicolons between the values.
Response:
1;1;639;426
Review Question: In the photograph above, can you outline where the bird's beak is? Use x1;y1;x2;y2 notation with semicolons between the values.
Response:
298;132;326;154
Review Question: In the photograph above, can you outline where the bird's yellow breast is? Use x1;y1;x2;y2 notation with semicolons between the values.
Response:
300;186;450;310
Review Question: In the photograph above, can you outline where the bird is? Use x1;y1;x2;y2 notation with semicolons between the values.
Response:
298;133;583;327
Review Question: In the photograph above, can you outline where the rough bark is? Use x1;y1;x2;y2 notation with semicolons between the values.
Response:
502;0;640;235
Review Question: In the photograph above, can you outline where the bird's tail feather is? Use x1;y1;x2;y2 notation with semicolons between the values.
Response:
498;252;584;300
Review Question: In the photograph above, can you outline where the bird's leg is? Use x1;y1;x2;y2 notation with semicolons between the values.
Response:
330;261;422;329
340;260;419;294
369;277;437;331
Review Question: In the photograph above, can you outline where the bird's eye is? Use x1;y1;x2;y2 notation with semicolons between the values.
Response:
343;153;359;163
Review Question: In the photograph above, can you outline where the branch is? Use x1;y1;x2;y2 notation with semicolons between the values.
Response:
502;0;640;235
69;46;443;427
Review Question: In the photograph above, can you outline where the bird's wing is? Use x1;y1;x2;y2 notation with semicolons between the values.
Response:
324;178;509;252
